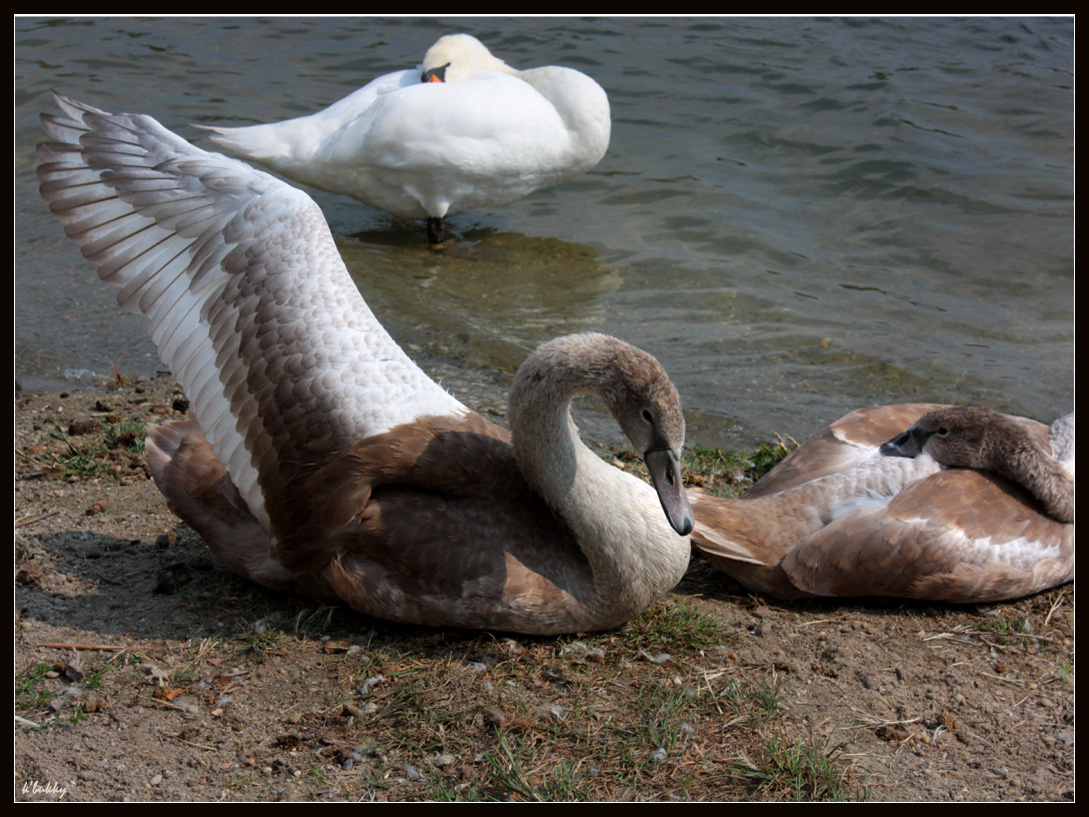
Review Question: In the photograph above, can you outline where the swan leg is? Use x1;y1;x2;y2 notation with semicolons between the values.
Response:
427;216;445;246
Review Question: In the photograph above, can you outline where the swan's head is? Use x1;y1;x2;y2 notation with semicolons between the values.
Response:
420;33;513;84
605;346;693;537
513;333;694;536
880;406;1014;468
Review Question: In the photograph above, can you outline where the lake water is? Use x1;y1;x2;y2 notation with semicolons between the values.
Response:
14;16;1074;449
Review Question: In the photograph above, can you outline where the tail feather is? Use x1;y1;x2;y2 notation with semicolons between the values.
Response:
147;417;293;590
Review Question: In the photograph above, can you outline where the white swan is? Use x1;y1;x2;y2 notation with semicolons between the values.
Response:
691;404;1074;603
37;93;690;635
202;33;612;243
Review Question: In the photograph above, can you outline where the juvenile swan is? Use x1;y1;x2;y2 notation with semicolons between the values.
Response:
203;33;612;243
691;404;1074;603
37;94;689;635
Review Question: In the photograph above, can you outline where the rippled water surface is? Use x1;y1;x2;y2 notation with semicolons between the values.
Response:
15;16;1074;447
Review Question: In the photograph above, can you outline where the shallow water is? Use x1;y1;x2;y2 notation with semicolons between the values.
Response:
15;16;1074;448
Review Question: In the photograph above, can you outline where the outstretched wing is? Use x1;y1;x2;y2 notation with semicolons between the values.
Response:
37;93;465;532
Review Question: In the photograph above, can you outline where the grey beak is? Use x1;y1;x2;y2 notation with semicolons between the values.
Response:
644;448;694;536
880;427;923;458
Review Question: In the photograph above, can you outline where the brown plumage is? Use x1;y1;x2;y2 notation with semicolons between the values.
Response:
691;404;1074;603
38;93;692;635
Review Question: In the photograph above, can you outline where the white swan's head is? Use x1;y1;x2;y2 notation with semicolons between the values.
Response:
420;33;513;84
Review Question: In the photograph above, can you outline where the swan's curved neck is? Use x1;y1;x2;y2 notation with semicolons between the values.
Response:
514;66;611;160
510;389;593;517
993;442;1075;523
507;340;688;621
976;423;1075;524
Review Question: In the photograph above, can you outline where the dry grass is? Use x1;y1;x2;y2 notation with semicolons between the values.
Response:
25;593;857;802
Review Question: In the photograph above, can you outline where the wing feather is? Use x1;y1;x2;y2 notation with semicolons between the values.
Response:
38;93;466;533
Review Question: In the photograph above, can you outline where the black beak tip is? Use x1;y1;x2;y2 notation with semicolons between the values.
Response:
675;514;694;537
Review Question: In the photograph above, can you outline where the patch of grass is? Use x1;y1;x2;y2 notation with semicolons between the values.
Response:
720;674;786;726
748;440;794;480
1056;658;1073;683
235;617;288;655
683;438;795;497
102;416;146;454
135;596;861;802
187;635;224;662
18;417;148;480
610;436;794;499
15;663;54;712
26;429;101;477
483;734;592;802
730;735;851;801
976;615;1031;645
172;669;195;687
82;669;105;691
634;686;700;754
610;598;738;654
607;680;688;752
979;615;1029;634
309;603;855;800
365;655;480;749
430;779;486;801
293;605;338;639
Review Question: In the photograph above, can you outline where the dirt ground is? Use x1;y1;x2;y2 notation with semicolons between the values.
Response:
14;377;1075;802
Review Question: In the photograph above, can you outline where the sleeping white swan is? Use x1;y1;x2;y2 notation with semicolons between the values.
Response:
37;93;690;635
691;404;1074;603
202;33;612;244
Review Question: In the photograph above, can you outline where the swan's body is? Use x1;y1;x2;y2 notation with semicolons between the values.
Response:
202;34;611;242
37;94;689;635
691;404;1074;603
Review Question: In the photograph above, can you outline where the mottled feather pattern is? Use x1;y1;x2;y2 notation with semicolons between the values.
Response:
38;94;464;531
